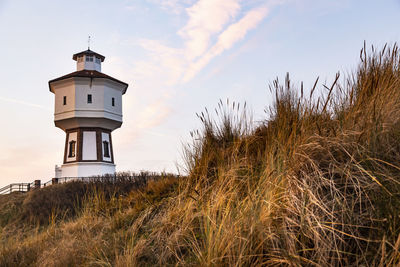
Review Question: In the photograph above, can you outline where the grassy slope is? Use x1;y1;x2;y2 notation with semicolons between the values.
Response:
2;44;400;266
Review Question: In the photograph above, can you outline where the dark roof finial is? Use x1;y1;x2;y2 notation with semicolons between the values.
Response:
88;35;91;50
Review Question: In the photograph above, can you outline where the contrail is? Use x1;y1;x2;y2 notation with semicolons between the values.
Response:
0;96;51;111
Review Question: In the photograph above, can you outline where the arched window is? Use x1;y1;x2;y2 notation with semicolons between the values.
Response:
68;141;76;157
103;141;110;158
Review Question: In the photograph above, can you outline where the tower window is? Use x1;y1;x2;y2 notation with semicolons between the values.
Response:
103;141;110;158
95;57;101;64
77;56;83;63
86;55;93;62
87;94;92;104
112;97;115;106
63;96;67;105
68;141;76;158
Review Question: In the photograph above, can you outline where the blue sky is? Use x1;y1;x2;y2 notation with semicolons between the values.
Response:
0;0;399;187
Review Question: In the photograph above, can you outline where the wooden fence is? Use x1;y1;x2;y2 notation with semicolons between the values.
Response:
0;173;172;195
0;183;33;194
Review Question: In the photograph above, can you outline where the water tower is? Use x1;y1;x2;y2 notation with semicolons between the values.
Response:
49;48;128;178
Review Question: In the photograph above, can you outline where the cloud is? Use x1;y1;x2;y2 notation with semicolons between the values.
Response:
136;97;172;129
179;0;241;59
183;4;270;82
136;0;280;86
146;0;196;14
113;0;280;135
137;39;185;85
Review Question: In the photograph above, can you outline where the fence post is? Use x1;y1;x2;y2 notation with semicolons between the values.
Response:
27;183;30;191
52;178;59;185
34;180;41;190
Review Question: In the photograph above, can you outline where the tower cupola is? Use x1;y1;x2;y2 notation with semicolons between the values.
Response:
73;49;105;72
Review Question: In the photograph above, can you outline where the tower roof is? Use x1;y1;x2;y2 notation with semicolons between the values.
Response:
72;49;105;62
48;70;128;93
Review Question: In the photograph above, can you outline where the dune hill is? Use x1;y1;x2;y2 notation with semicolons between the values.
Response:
2;44;400;266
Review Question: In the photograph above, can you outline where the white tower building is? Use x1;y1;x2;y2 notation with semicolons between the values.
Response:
49;49;128;178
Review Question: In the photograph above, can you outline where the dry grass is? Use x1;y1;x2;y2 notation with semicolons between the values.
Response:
2;43;400;266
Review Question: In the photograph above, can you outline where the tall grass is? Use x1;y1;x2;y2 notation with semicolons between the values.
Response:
149;43;400;266
1;43;400;266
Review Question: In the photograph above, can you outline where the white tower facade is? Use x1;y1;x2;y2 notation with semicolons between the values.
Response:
49;49;128;178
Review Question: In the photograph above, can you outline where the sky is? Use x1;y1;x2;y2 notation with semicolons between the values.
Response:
0;0;399;187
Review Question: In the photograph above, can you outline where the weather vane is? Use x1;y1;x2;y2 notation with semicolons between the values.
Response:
88;35;91;50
